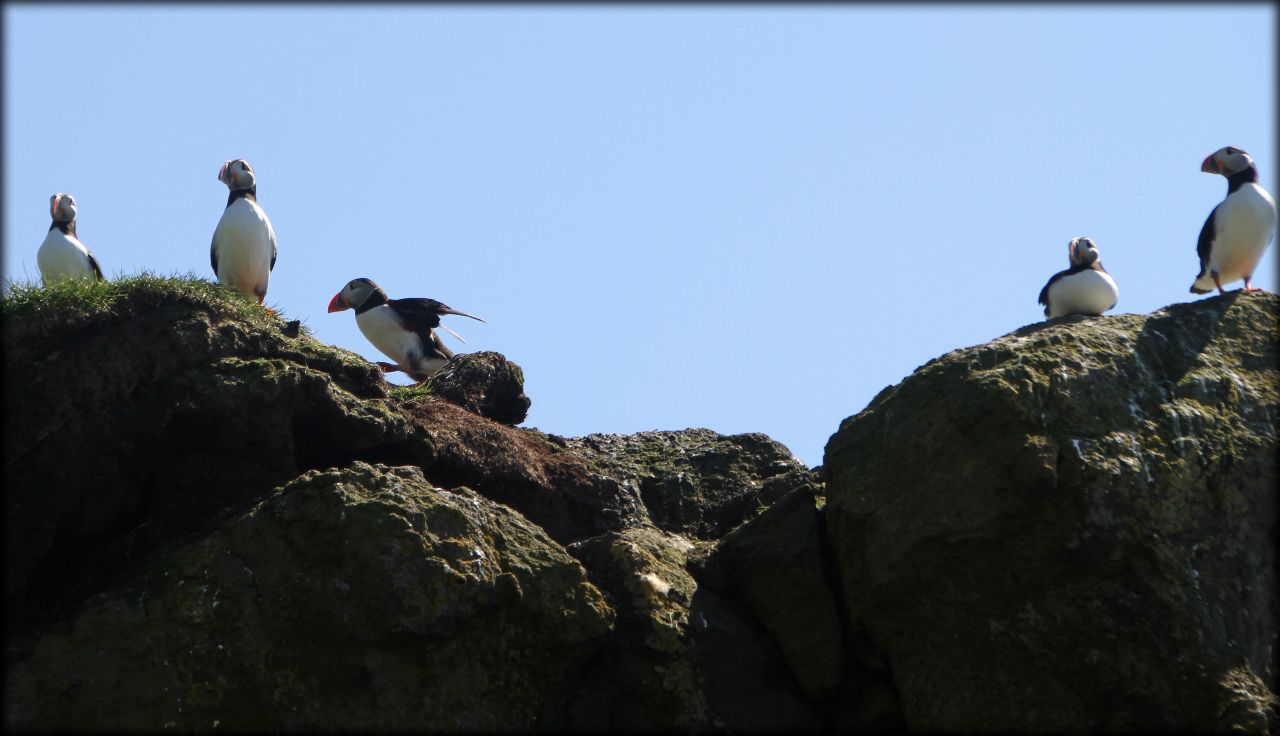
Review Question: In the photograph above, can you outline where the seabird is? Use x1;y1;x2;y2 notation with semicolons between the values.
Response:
1038;236;1119;318
211;159;277;304
1190;146;1276;294
327;277;484;381
37;193;103;284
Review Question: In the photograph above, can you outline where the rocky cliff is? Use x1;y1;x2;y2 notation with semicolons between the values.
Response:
3;276;1276;732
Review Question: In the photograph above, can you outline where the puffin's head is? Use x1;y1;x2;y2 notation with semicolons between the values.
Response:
1068;236;1099;266
1201;146;1254;176
328;277;385;313
218;159;257;190
49;192;77;222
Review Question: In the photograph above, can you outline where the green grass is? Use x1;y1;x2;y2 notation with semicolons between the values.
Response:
1;272;297;346
388;381;436;400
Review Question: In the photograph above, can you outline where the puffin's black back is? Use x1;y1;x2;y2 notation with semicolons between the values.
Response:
388;298;452;340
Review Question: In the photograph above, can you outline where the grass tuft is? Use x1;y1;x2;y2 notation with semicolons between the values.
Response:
1;271;294;347
388;381;435;400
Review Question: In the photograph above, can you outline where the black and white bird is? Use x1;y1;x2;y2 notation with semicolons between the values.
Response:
327;277;485;382
211;159;277;304
37;193;103;284
1190;146;1276;295
1037;236;1119;318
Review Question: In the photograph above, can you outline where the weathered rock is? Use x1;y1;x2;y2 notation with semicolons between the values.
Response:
566;525;709;729
565;429;816;540
824;291;1279;732
702;484;844;697
2;277;408;637
4;462;614;731
566;524;824;731
395;398;650;544
426;350;532;425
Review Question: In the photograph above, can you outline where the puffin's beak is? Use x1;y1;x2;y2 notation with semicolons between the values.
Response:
327;292;348;313
1201;155;1218;174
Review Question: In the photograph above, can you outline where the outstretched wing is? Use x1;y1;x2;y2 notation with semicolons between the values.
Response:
388;298;485;346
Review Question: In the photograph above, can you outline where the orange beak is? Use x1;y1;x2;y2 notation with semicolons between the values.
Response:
1201;154;1218;174
327;292;348;313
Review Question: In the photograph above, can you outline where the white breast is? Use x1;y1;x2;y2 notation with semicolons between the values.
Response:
37;230;96;284
212;198;276;299
1196;183;1277;289
354;305;425;373
1046;268;1119;318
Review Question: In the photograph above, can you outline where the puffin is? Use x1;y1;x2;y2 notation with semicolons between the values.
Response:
37;193;103;284
1037;236;1119;318
211;159;277;304
327;277;485;381
1190;146;1276;294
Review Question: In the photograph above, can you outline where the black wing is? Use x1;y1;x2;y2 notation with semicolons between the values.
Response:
1037;268;1070;309
87;251;104;281
210;235;220;277
388;298;448;334
268;221;278;271
1195;206;1218;278
389;298;484;325
425;330;454;362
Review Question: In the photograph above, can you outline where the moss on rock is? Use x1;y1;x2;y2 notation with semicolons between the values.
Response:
565;429;816;541
4;462;613;731
824;291;1279;732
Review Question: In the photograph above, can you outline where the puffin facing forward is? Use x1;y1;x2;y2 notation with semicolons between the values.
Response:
211;159;277;304
1190;146;1276;295
38;193;103;284
327;277;485;382
1038;236;1119;318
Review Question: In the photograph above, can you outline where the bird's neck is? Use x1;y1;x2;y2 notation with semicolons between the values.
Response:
48;220;76;236
1226;165;1259;194
354;289;389;315
226;187;258;207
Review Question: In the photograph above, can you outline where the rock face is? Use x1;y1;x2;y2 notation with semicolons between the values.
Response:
5;463;613;730
426;350;532;425
824;291;1279;732
2;277;408;638
566;429;816;540
5;277;1277;732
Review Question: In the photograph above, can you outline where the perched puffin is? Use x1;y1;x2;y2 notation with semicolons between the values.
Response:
327;277;484;381
211;159;277;304
1190;146;1276;294
37;193;103;284
1037;236;1119;318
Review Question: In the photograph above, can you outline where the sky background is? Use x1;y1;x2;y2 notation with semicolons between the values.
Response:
4;4;1275;467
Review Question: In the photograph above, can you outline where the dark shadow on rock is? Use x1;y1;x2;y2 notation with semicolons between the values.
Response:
1133;292;1239;384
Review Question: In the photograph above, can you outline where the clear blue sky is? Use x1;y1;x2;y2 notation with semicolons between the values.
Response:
4;5;1275;467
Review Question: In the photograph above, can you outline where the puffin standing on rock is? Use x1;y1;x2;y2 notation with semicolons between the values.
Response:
38;193;103;284
211;159;277;304
328;277;485;382
1190;146;1276;295
1038;236;1119;318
